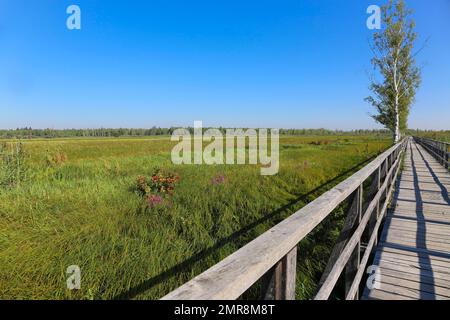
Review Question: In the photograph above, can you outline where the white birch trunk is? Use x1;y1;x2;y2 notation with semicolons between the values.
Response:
393;47;401;143
394;97;400;143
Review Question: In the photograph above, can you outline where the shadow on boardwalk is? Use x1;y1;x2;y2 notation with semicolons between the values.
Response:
365;139;450;300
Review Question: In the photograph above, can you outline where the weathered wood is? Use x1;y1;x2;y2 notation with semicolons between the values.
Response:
283;246;297;300
375;266;450;287
364;168;380;247
262;260;282;300
369;282;449;300
383;231;450;244
364;288;415;300
344;185;363;298
318;185;362;289
162;141;406;300
376;256;450;276
345;157;402;300
362;139;450;300
373;275;450;297
378;250;450;269
263;246;297;300
314;150;403;300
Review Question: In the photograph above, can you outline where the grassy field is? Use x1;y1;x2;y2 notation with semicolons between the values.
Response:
0;135;391;299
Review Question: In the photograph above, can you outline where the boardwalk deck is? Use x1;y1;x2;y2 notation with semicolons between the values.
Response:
363;139;450;300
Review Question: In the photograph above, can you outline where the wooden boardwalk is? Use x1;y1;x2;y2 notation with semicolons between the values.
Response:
363;139;450;300
164;138;449;301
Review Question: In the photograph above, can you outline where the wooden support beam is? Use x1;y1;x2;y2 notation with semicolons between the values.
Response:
263;246;297;300
344;184;363;298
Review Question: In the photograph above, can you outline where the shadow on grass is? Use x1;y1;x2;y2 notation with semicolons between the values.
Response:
113;155;379;300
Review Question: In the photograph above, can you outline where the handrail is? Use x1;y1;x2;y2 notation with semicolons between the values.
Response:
316;147;402;299
414;136;449;169
162;139;408;300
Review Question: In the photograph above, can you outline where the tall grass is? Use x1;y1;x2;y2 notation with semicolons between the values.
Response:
0;136;390;299
0;142;28;189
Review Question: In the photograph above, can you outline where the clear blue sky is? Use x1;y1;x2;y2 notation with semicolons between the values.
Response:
1;0;449;130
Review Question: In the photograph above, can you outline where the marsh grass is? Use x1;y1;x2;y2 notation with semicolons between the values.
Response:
0;142;28;189
0;135;391;299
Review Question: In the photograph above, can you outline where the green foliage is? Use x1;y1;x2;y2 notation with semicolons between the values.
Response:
366;0;421;141
136;169;180;197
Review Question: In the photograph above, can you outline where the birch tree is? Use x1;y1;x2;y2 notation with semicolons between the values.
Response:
366;0;421;143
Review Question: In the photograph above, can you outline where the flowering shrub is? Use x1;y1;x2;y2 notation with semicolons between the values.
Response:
149;170;180;195
136;169;180;208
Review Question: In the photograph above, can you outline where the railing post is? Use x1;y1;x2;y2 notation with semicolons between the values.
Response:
376;166;381;220
345;184;363;299
384;157;389;205
446;148;449;170
441;142;446;167
318;185;365;292
366;166;380;248
262;246;297;300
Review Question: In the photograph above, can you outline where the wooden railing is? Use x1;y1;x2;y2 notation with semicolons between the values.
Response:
162;139;408;300
414;136;449;170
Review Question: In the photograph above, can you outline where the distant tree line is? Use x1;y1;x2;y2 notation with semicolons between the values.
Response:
0;127;392;139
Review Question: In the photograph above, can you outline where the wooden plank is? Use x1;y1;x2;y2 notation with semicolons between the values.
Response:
319;186;361;289
382;231;450;244
378;247;450;265
283;246;297;300
385;219;450;231
394;204;450;213
375;274;450;297
372;282;449;300
344;185;362;297
376;266;450;288
364;288;415;300
380;237;450;252
390;212;450;223
382;229;450;244
383;224;450;238
376;256;450;276
392;205;450;214
384;225;450;238
262;246;297;300
379;242;450;260
383;219;450;233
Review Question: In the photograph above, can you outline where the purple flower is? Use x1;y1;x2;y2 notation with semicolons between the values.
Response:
212;174;226;185
146;194;163;207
